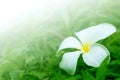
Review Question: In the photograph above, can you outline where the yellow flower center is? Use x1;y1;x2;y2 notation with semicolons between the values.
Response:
80;43;90;53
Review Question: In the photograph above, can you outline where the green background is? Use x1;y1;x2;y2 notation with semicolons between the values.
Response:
0;0;120;80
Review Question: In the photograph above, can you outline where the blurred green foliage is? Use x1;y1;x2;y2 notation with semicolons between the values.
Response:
0;0;120;80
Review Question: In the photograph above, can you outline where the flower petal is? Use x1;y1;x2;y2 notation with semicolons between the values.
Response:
59;51;82;75
57;37;82;52
75;23;116;44
82;44;110;67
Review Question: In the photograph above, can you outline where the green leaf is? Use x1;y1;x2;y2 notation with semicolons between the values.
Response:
82;71;95;80
10;69;24;80
96;56;109;80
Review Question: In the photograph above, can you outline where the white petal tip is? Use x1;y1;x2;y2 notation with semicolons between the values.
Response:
57;36;81;53
75;23;116;44
99;23;116;32
59;51;81;75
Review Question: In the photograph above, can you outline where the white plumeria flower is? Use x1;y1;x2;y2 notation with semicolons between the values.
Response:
57;23;116;75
